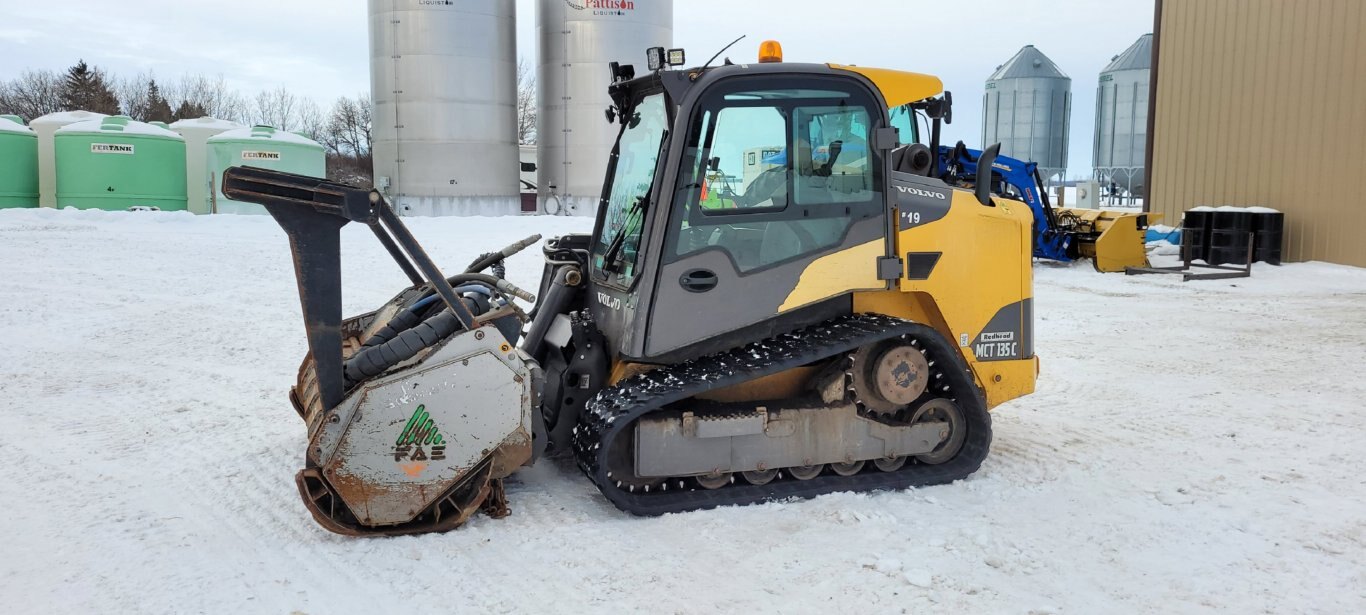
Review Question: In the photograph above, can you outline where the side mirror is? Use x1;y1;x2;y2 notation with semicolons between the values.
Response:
709;157;721;172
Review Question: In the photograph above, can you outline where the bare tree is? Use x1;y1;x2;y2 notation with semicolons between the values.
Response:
318;94;373;184
0;69;65;121
297;98;328;139
251;86;301;130
116;71;154;120
167;74;248;122
516;57;536;145
322;95;372;157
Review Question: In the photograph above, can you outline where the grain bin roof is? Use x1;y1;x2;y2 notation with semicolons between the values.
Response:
988;45;1070;81
1103;34;1153;73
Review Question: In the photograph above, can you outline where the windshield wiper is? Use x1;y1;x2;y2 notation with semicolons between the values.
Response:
602;194;646;273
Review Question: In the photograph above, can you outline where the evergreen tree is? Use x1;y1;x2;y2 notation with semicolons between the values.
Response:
60;60;120;114
145;79;173;123
172;99;208;121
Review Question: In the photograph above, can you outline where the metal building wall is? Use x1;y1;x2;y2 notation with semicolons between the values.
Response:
1148;0;1366;266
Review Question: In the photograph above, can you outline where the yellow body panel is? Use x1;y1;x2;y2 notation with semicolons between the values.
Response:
779;188;1037;410
778;238;885;310
892;191;1036;408
827;64;944;107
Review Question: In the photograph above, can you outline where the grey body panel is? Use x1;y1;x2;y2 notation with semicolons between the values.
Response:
969;299;1034;362
644;217;885;356
635;404;948;477
891;172;954;229
308;325;534;526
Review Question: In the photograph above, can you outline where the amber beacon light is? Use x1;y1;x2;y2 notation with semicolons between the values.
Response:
758;40;783;63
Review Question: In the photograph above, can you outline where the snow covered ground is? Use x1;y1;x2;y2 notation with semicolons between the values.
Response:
2;208;1364;613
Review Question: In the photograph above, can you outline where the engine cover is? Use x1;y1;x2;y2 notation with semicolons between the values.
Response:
305;325;535;527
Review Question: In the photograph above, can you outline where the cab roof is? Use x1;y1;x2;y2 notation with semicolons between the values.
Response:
827;64;944;107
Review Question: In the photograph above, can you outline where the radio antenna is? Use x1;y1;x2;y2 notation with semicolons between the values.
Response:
701;35;746;70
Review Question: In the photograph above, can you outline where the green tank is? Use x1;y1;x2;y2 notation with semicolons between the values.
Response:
0;115;39;208
54;115;187;211
207;125;326;214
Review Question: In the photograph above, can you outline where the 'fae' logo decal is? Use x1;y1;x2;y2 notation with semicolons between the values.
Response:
392;404;447;477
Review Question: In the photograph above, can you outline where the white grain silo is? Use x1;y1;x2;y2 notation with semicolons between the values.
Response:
1093;34;1153;198
982;45;1072;184
537;0;673;216
369;0;520;216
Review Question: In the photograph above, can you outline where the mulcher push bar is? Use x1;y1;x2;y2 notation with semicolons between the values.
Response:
221;165;477;412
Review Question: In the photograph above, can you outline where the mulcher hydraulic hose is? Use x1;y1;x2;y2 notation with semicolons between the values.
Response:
466;234;543;276
345;309;464;383
359;273;532;349
346;273;535;384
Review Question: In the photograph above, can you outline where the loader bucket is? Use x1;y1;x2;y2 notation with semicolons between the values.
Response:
1059;207;1161;273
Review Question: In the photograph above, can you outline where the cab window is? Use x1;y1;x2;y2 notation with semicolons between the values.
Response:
591;92;669;288
889;103;918;146
669;79;883;273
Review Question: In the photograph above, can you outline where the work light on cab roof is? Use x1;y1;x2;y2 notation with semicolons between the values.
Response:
646;46;687;71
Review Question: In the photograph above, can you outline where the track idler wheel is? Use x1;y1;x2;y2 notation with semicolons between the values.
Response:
830;461;865;476
909;398;966;465
742;469;778;485
873;457;907;472
695;473;732;489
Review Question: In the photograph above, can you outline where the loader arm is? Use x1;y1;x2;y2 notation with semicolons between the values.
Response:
221;166;481;410
935;143;1153;271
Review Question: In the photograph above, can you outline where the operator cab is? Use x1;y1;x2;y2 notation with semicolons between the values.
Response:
587;48;947;363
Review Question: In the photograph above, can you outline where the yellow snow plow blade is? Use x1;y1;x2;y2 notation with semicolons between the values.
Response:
1058;208;1161;273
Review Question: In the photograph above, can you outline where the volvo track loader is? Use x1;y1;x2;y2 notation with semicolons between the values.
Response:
225;46;1039;536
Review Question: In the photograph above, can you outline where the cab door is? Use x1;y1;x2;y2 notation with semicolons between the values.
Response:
643;74;890;360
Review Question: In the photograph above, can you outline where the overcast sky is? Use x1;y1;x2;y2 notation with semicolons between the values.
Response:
1;0;1153;177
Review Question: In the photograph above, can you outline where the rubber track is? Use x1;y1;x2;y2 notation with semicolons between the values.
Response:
572;314;993;516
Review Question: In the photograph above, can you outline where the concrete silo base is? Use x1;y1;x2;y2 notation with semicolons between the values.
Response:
540;194;599;217
392;195;522;217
